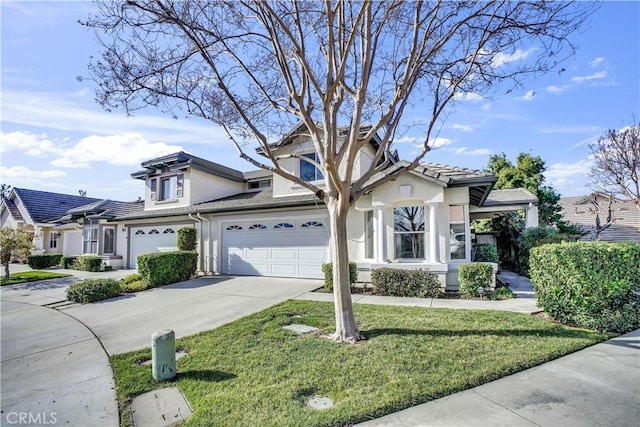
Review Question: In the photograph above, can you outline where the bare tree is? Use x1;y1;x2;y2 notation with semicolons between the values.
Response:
82;1;594;343
589;123;640;209
587;194;616;240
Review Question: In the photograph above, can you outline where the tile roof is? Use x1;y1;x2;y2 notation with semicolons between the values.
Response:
132;151;245;182
1;198;24;222
484;188;538;206
113;190;320;220
63;199;144;221
12;188;103;224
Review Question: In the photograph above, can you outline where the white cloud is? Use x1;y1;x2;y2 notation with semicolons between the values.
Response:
50;133;184;168
428;137;452;149
454;92;484;103
450;147;492;156
546;85;568;94
520;90;536;101
0;165;66;181
451;124;474;133
546;158;593;188
491;48;537;68
571;71;607;84
589;57;605;68
0;131;61;156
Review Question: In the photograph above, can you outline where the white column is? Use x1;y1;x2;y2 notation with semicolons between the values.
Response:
427;203;440;263
374;205;388;263
33;226;44;252
525;203;539;228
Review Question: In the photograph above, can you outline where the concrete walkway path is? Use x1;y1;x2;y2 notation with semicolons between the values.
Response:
358;329;640;427
0;300;118;427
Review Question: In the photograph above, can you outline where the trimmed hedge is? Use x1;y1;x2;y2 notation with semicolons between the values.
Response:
137;251;198;288
74;256;102;272
322;261;358;292
458;263;494;298
530;242;640;333
61;256;77;269
371;268;441;298
177;227;197;251
66;279;121;303
120;273;149;293
27;253;63;269
472;243;498;263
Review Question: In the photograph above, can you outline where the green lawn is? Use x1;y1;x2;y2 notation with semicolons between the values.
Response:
112;301;611;427
0;270;72;286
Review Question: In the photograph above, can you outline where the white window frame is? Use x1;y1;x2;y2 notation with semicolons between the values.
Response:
83;224;99;254
102;227;116;255
448;205;468;261
300;152;323;182
49;231;59;249
393;205;426;260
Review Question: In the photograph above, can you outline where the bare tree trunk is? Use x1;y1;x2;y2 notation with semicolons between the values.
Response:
3;262;10;281
326;195;365;343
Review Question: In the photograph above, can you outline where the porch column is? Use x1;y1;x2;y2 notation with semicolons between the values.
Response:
525;203;539;228
374;204;388;263
33;226;44;252
427;203;440;263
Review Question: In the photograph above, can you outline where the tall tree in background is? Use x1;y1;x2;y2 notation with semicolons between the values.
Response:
83;1;593;342
589;123;640;209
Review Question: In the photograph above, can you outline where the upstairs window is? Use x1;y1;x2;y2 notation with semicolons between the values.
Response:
394;206;425;259
152;174;183;201
248;179;271;189
300;153;323;182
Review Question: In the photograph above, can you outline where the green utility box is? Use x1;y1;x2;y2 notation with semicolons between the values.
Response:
152;329;176;381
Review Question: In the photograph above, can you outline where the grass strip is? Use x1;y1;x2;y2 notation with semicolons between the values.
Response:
111;300;611;427
0;270;71;286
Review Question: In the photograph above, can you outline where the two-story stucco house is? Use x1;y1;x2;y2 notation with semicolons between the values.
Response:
1;125;539;288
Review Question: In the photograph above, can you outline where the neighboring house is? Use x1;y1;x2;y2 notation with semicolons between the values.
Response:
560;193;640;242
0;125;540;288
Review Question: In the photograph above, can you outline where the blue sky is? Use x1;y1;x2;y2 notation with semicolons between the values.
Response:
1;1;639;202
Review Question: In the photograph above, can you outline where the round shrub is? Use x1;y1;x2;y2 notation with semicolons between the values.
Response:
120;273;149;293
177;227;197;251
458;263;494;298
322;261;358;292
493;286;515;300
371;268;441;298
66;279;121;303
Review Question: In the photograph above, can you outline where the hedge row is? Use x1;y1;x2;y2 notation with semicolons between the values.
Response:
66;279;121;303
530;242;640;333
27;254;62;269
371;268;441;298
137;251;198;288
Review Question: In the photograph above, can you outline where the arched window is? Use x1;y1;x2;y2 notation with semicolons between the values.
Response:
274;222;294;229
149;229;160;234
163;228;175;234
249;224;267;230
225;225;243;231
134;230;146;235
301;221;323;228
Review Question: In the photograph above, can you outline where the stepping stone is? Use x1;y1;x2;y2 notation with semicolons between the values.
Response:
131;387;192;427
307;395;334;410
283;323;318;334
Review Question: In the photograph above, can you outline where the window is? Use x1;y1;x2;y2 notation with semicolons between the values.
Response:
249;224;267;230
365;210;374;259
301;221;323;228
159;176;177;200
274;222;294;229
49;232;59;249
300;153;323;182
83;225;99;254
449;205;466;260
394;206;425;259
103;227;115;255
249;179;271;189
163;228;175;234
225;225;243;231
134;230;146;235
149;229;160;234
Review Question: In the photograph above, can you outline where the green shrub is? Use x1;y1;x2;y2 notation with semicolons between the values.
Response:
458;263;494;298
61;256;77;269
530;242;640;333
473;243;498;263
322;261;358;292
177;227;197;251
137;251;197;288
27;253;63;269
74;256;102;272
371;268;441;298
120;274;149;293
492;286;515;300
66;279;121;303
516;226;579;276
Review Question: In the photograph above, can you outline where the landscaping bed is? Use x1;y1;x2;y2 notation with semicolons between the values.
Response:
111;300;609;427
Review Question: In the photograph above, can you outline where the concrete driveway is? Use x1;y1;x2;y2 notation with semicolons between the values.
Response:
58;275;322;355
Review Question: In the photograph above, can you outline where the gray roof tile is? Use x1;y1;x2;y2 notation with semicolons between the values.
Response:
12;188;103;223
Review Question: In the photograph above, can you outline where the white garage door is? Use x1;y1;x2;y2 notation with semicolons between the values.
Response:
221;219;329;279
130;224;191;267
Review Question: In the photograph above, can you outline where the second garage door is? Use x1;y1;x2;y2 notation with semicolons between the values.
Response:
221;219;329;279
130;224;191;268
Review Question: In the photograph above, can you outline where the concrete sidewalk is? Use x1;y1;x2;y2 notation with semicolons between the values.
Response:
0;300;118;427
358;329;640;427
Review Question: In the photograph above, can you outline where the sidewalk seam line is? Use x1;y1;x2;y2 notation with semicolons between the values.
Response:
472;390;542;427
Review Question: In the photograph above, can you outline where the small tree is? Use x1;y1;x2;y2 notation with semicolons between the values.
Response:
177;227;197;251
0;227;33;280
589;123;640;209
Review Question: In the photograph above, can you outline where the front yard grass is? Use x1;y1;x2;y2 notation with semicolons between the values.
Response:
0;270;71;286
112;300;611;427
